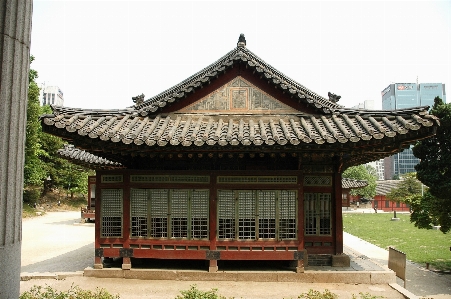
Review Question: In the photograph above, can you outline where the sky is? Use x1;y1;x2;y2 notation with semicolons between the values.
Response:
30;0;450;110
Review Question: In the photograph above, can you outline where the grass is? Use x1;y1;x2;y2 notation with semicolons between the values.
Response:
343;213;451;271
23;203;38;218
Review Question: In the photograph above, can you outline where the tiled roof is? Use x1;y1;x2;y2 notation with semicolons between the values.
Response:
43;106;436;144
375;180;401;195
42;105;438;168
41;35;440;169
342;178;368;189
57;144;124;170
134;41;343;115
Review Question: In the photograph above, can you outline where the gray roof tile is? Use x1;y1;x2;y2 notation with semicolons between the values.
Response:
57;145;124;170
43;107;437;149
342;178;368;189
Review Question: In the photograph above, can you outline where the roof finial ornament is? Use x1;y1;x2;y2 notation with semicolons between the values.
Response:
132;93;145;106
237;33;246;47
328;92;341;103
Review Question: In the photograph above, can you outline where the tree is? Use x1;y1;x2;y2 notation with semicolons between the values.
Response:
386;172;423;202
342;164;377;199
24;56;46;186
404;192;441;230
39;105;92;197
412;96;451;233
23;57;92;198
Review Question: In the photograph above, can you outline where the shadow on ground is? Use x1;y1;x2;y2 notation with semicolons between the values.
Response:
21;243;94;273
103;258;295;272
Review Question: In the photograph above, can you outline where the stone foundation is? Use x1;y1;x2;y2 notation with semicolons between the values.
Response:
332;254;351;267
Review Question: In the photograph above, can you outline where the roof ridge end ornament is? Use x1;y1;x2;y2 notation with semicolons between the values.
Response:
132;93;145;106
328;92;341;103
237;33;246;48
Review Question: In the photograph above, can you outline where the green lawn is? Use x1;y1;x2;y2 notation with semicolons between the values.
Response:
343;213;451;271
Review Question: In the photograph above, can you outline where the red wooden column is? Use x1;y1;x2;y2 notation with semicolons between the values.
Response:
94;172;102;268
296;172;306;272
208;173;218;272
334;172;343;254
297;172;304;251
121;173;131;270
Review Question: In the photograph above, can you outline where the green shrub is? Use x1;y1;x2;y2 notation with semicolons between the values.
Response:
175;285;227;299
352;293;384;299
23;188;41;204
297;289;338;299
20;284;120;299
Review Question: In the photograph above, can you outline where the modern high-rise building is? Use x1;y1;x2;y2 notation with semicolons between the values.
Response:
41;85;64;106
367;159;385;181
382;83;446;179
351;99;374;110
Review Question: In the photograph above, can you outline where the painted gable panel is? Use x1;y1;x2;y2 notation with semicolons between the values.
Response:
178;77;299;114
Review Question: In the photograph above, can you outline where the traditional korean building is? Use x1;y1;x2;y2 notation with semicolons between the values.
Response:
41;34;439;272
373;180;411;212
341;178;368;208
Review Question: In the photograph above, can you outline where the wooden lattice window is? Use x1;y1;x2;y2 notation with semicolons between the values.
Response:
217;190;297;240
130;189;209;240
101;175;123;183
258;191;276;239
217;176;297;184
304;176;332;186
190;190;209;239
131;189;148;237
279;190;297;239
218;190;236;239
101;189;123;237
171;190;189;238
238;191;256;239
150;189;169;238
304;193;331;236
130;175;209;183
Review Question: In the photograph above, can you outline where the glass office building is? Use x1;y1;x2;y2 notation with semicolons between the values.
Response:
381;83;446;179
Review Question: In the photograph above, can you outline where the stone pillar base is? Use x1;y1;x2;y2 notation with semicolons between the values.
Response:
122;257;131;270
208;260;218;272
122;263;132;270
332;254;350;267
289;260;305;273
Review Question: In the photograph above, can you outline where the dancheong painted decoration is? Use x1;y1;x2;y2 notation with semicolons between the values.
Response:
41;34;439;272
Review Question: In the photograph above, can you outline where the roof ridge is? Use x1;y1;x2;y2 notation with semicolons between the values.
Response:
133;36;344;116
137;47;239;109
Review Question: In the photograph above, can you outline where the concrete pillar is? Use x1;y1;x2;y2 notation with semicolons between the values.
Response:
0;0;33;298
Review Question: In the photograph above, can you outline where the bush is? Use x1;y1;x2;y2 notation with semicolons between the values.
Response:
20;284;120;299
352;293;384;299
23;187;41;204
175;285;227;299
297;289;338;299
296;290;384;299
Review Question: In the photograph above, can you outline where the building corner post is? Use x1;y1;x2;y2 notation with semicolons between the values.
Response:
334;172;344;254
